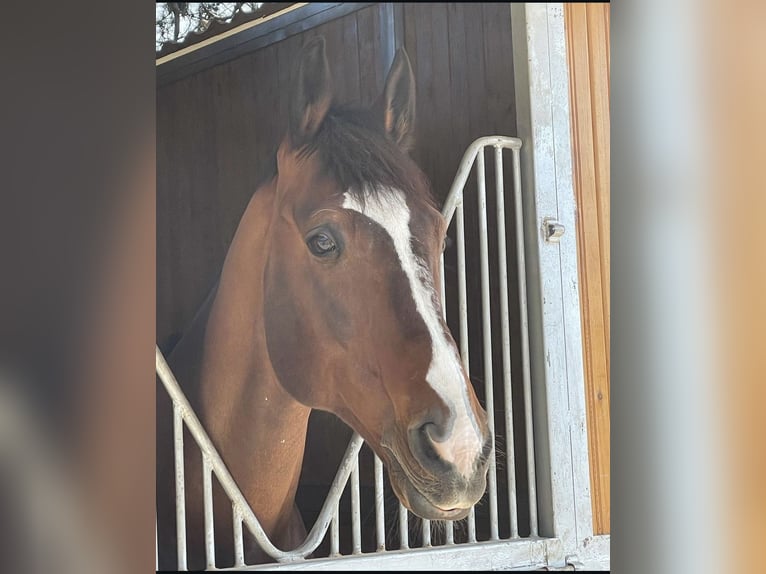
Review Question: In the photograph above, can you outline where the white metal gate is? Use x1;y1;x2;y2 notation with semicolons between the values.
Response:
156;135;567;570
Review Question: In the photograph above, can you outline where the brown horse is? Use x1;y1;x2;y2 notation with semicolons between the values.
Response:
157;37;492;569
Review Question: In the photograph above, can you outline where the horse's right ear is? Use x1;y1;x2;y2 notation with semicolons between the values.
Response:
288;36;333;148
377;48;416;152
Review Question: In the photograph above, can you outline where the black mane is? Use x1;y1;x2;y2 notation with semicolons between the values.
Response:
258;105;435;209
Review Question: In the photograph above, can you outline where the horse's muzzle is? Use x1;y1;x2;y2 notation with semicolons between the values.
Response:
382;434;492;521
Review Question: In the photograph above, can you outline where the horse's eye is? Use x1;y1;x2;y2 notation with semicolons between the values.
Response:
307;231;339;258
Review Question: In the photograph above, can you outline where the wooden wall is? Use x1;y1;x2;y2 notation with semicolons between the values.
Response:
565;2;611;535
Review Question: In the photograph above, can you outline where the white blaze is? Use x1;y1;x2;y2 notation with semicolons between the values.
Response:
343;187;483;477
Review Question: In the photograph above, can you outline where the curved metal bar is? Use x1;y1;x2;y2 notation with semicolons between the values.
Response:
442;136;522;225
157;347;364;562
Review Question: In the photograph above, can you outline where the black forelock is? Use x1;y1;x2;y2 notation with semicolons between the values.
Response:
297;105;436;209
255;105;436;211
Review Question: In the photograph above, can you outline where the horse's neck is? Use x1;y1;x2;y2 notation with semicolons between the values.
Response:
194;183;311;547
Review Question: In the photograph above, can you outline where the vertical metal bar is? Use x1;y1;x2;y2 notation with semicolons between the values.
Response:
445;521;454;545
456;200;477;540
512;148;538;536
203;457;216;568
374;454;385;551
439;243;448;556
331;504;340;556
495;146;519;538
422;519;431;547
457;201;470;367
398;502;409;549
468;507;477;543
351;456;361;554
173;405;187;570
477;149;499;541
440;245;453;545
232;505;244;567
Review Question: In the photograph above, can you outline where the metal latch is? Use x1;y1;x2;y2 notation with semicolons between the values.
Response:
543;218;565;243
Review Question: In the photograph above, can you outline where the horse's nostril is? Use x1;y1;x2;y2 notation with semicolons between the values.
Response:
408;407;457;471
420;422;449;442
418;424;443;463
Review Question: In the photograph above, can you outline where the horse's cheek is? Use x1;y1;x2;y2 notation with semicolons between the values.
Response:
262;263;317;406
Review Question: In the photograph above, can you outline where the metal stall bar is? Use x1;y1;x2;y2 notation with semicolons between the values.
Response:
444;138;517;544
157;347;364;563
442;136;527;546
203;457;216;568
374;455;385;551
432;254;445;551
458;199;477;544
173;404;187;570
399;502;409;549
439;247;455;547
512;148;538;536
445;518;455;545
494;145;519;539
351;457;361;554
422;519;431;547
330;504;340;557
233;506;245;567
476;149;499;541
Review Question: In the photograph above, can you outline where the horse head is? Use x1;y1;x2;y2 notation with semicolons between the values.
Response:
261;37;491;521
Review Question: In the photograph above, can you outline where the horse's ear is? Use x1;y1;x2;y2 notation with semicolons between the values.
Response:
377;48;416;152
289;36;332;147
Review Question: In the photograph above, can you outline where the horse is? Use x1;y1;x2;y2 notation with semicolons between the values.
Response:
157;36;492;569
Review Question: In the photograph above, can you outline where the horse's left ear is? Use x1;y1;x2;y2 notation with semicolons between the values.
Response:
289;36;333;148
377;48;416;152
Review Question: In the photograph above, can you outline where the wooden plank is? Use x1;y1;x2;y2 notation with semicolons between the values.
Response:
427;3;453;203
356;5;379;106
401;2;419;166
402;2;418;75
276;30;303;129
481;3;516;136
412;3;435;183
325;11;360;104
565;2;611;535
446;3;469;156
463;4;488;141
156;87;173;346
586;4;611;348
213;58;237;264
